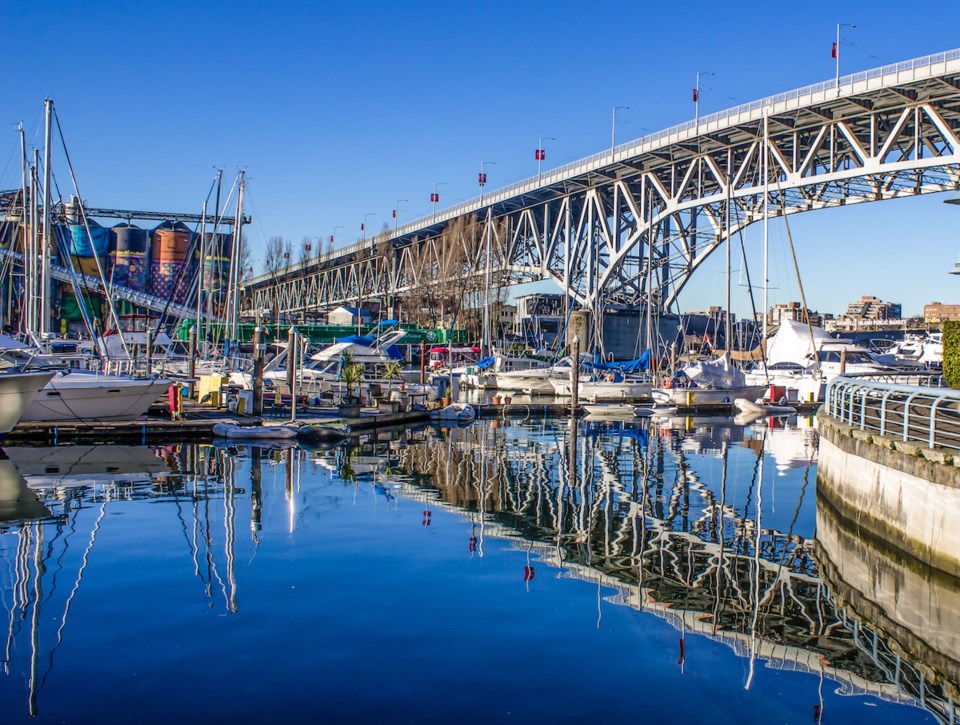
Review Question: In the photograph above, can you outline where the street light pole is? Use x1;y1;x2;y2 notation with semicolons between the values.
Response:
431;182;446;214
611;105;629;159
479;160;495;206
694;71;714;131
835;22;856;93
394;199;407;234
536;136;555;184
329;225;343;256
362;213;376;246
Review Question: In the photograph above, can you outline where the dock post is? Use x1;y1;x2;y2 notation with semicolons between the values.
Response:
145;328;153;374
571;334;580;416
187;325;197;399
286;326;296;410
420;340;426;384
252;325;265;416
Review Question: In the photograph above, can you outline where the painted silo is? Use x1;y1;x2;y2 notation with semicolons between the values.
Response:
69;221;110;277
110;224;150;290
149;222;193;300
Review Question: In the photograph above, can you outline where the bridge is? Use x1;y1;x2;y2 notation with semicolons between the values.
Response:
246;48;960;321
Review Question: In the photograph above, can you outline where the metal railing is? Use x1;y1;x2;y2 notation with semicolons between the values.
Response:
824;373;960;452
248;47;960;287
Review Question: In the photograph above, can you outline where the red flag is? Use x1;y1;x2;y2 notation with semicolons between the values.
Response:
360;223;364;231
831;42;838;59
692;88;699;103
392;209;397;218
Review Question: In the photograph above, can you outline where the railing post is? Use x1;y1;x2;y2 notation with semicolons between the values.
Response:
859;387;867;430
929;397;943;449
879;391;891;437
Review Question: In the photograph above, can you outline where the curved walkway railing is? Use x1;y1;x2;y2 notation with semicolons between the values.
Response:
824;373;960;451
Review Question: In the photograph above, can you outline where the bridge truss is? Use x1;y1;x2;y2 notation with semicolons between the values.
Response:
247;50;960;318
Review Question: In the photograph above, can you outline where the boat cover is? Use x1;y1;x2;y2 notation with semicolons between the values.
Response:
765;319;840;367
683;352;746;389
591;349;651;372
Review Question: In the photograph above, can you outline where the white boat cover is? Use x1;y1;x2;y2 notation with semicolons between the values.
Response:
765;319;841;367
683;352;745;389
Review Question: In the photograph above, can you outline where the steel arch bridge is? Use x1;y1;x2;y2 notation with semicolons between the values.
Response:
246;49;960;318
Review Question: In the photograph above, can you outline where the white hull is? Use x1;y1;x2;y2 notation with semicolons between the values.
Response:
651;384;768;407
551;378;652;402
0;371;57;434
21;372;172;422
492;371;557;393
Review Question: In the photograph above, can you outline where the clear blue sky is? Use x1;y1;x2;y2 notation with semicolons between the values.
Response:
2;0;958;317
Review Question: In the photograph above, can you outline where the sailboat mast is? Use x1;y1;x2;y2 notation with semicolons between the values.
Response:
40;98;53;337
762;113;769;351
725;154;732;354
232;172;246;343
18;123;31;336
483;208;492;356
196;196;207;347
30;152;39;338
645;187;654;356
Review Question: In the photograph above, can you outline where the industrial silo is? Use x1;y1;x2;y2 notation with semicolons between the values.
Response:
110;224;149;290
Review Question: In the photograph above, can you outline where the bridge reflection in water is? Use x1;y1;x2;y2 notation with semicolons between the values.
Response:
392;417;958;724
0;420;956;722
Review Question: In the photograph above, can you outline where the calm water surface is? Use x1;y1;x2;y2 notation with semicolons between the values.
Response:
0;416;954;723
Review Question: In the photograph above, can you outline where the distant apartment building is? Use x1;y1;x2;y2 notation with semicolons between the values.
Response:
767;301;824;327
924;301;960;323
843;295;902;321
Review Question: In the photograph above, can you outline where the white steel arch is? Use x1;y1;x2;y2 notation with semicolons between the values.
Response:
247;49;960;318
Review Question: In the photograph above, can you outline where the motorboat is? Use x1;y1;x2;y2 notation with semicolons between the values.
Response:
551;374;652;402
0;336;172;423
654;353;766;407
0;370;57;435
19;370;172;423
460;354;551;391
742;320;895;402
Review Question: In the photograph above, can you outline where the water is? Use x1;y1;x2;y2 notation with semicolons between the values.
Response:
0;417;953;723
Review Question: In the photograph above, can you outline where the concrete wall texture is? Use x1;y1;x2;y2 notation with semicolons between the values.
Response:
817;410;960;578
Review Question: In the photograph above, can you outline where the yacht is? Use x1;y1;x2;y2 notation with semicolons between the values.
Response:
0;336;171;423
20;370;172;422
0;370;57;435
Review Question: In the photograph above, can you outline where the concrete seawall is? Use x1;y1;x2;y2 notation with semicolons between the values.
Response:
816;409;960;578
815;495;960;702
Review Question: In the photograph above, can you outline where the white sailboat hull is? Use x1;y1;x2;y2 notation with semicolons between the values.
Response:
0;371;57;434
551;378;652;402
21;372;172;422
651;385;768;407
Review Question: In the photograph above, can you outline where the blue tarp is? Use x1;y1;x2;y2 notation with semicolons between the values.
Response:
590;349;651;372
383;345;404;361
474;356;496;370
335;334;374;346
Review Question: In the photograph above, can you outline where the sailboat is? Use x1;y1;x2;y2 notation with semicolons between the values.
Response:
3;99;173;423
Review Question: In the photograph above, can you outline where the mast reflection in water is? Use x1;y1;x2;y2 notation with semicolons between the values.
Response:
0;419;954;724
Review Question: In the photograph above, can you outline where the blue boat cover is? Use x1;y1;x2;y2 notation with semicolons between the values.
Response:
474;356;496;370
335;334;373;346
591;349;651;372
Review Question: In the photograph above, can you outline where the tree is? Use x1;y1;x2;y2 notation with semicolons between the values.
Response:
299;236;314;268
395;212;510;344
263;236;292;279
